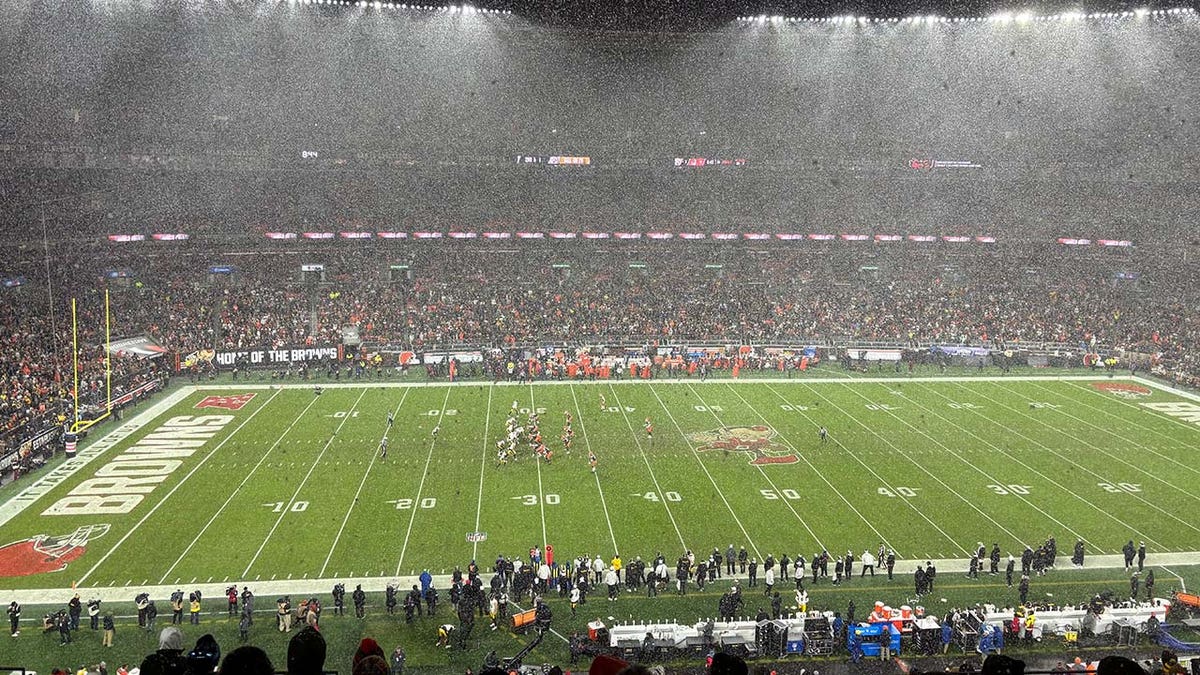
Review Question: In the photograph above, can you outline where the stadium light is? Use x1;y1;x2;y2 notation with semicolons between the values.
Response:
730;4;1192;27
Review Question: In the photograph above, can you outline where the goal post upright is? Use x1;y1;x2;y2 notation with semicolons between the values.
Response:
70;289;113;435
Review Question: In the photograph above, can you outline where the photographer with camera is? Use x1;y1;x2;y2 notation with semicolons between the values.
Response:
170;590;184;625
88;598;102;630
134;592;150;628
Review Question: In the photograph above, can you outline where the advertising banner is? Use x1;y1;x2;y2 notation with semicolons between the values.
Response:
208;345;342;368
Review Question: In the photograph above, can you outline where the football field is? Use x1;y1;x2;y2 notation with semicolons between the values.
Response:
2;374;1199;596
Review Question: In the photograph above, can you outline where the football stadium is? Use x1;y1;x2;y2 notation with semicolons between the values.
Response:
2;0;1200;673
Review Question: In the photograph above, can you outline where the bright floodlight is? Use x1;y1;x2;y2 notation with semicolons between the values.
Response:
1015;11;1032;22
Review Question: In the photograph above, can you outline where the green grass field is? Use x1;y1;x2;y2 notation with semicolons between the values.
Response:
3;374;1199;590
4;373;1200;672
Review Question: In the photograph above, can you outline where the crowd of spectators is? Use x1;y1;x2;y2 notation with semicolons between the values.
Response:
1;241;1196;456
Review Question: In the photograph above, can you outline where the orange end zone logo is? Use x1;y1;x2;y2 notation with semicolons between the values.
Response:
195;393;257;410
0;524;110;578
1091;382;1151;399
688;425;798;465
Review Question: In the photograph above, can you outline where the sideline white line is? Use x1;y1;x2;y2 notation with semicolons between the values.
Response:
320;388;412;577
608;384;687;551
396;388;451;575
646;385;762;559
471;385;495;562
1135;376;1200;405
78;388;283;585
570;383;619;554
243;388;368;578
0;386;194;528
160;390;326;583
182;373;1141;391
1159;566;1188;593
10;551;1198;605
1063;380;1200;444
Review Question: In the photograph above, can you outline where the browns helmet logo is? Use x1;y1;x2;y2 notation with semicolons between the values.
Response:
688;425;798;465
1090;382;1152;400
195;393;257;410
0;524;110;577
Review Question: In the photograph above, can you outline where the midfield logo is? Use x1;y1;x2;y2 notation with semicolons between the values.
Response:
195;393;257;410
1090;382;1151;399
0;524;110;577
688;425;798;466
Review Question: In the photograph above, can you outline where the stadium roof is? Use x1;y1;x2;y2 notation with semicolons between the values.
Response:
492;0;1193;28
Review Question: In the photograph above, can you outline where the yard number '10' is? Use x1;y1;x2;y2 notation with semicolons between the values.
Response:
265;501;309;512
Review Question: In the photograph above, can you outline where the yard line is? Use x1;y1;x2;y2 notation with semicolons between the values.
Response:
700;384;864;552
158;390;325;583
1045;381;1200;480
528;384;548;550
963;383;1200;539
904;382;1123;545
569;383;619;554
608;384;688;551
766;382;958;557
1158;566;1187;593
243;388;368;578
395;387;452;575
78;388;283;585
999;381;1200;503
319;388;412;577
1065;380;1200;441
820;381;1027;542
471;385;495;561
843;383;1069;544
645;385;761;560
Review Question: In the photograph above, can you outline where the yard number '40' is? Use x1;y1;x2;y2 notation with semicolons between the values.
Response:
641;491;682;502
